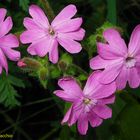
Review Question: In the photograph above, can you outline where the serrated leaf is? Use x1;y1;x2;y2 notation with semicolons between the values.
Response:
8;75;25;88
0;74;24;108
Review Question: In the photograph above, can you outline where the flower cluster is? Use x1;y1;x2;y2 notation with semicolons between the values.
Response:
1;3;140;135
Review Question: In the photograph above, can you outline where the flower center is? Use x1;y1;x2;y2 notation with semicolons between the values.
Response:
125;57;136;68
48;27;55;36
83;98;91;105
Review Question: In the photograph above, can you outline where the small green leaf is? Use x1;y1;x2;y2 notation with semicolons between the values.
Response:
50;67;61;78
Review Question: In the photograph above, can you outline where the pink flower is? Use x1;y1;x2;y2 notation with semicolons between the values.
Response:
20;4;85;64
90;25;140;90
0;8;20;74
54;71;116;135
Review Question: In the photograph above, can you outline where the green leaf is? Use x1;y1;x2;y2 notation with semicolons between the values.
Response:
114;105;140;140
0;74;24;108
50;67;61;79
8;75;25;88
19;0;29;11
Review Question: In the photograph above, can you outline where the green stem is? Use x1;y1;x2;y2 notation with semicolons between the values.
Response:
0;105;55;133
39;127;59;140
22;97;53;106
40;0;55;21
0;110;32;140
107;0;117;25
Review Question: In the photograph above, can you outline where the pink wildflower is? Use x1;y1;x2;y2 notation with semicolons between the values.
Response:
0;8;20;74
90;25;140;90
54;71;116;135
20;4;85;64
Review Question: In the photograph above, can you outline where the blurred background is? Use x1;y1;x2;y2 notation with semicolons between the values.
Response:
0;0;140;139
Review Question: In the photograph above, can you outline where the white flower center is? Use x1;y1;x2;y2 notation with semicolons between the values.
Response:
125;57;136;68
83;98;97;112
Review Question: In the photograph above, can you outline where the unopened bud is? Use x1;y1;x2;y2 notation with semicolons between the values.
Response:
17;57;42;70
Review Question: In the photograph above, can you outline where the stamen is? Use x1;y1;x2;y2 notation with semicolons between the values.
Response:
48;28;55;35
83;98;91;105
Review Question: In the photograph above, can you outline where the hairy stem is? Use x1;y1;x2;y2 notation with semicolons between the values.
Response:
40;0;55;21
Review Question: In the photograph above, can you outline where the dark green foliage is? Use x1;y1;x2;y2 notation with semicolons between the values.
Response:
19;0;30;11
0;74;25;108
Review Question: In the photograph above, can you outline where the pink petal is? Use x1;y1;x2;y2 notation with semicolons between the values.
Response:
93;105;112;119
0;49;8;73
99;62;123;84
54;18;83;33
29;5;50;29
49;40;58;64
88;112;103;127
0;66;2;74
128;25;140;56
97;42;124;59
57;35;82;53
90;55;123;70
54;90;78;102
23;17;41;30
58;28;85;41
0;17;13;37
20;30;46;44
0;8;7;24
61;105;73;124
68;102;83;126
52;4;77;27
61;102;83;126
92;81;116;99
128;67;140;88
116;66;128;90
77;114;88;135
2;48;20;61
83;71;102;95
36;37;57;57
83;71;116;99
57;77;82;99
27;44;37;55
103;28;127;55
90;55;108;70
98;95;115;105
0;34;19;48
27;37;51;57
